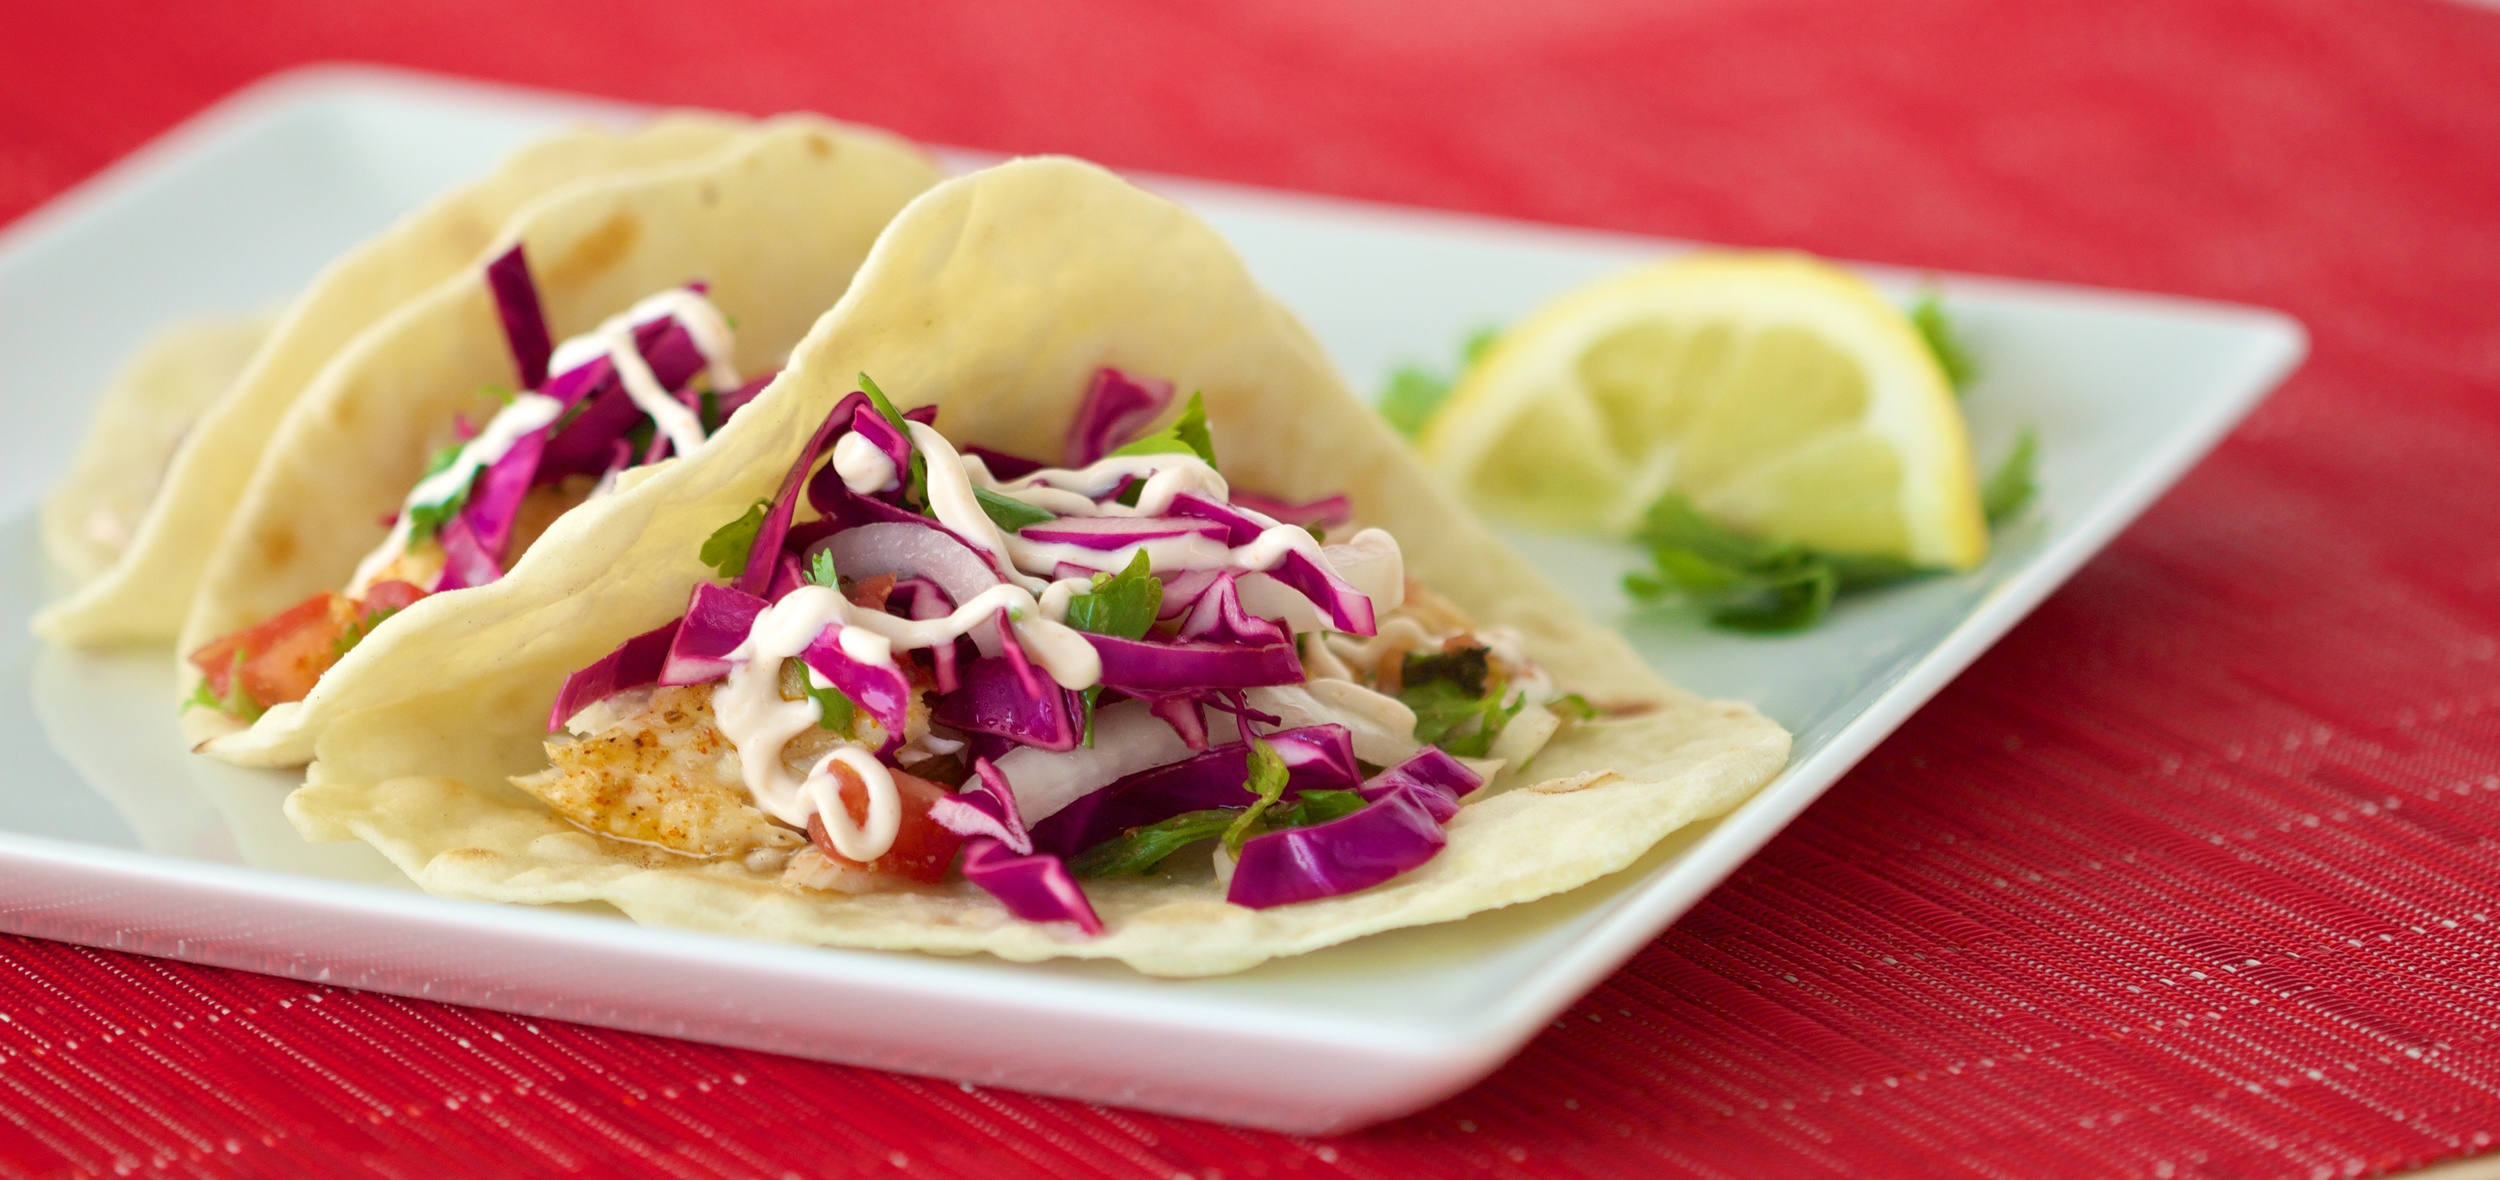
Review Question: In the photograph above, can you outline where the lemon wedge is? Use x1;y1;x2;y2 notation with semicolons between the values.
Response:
1418;251;1988;571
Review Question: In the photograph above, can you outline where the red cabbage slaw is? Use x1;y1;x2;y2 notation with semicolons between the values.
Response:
551;369;1492;931
376;245;768;596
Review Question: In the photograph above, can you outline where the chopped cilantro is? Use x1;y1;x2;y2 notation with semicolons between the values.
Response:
183;650;264;722
1912;291;1978;393
779;658;857;733
858;372;928;507
1110;391;1215;467
1550;693;1600;722
975;487;1055;533
1402;647;1490;698
806;546;838;588
1221;739;1289;859
1379;326;1499;437
699;498;771;580
331;605;402;659
1401;677;1524;758
1268;788;1366;829
1982;429;2038;527
1062;550;1162;640
1071;809;1237;877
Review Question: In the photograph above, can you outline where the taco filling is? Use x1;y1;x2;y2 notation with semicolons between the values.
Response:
532;369;1587;928
183;246;769;721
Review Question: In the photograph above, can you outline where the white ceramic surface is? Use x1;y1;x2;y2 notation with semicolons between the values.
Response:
0;64;2304;1132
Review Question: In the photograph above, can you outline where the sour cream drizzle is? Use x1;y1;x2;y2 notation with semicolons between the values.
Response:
349;393;564;590
547;288;739;459
707;413;1403;858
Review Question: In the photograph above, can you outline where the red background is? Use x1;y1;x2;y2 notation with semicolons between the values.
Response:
7;0;2500;1176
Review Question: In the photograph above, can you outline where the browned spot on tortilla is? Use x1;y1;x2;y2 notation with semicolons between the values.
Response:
700;182;719;206
440;847;501;864
255;525;297;568
541;209;641;286
805;133;831;158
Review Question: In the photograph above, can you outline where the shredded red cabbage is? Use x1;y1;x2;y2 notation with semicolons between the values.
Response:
799;625;914;756
1084;633;1303;692
735;392;857;597
1230;490;1354;532
660;583;769;686
484;245;552;390
1028;725;1360;858
547;618;680;732
1063;367;1174;467
1015;515;1229;549
1358;745;1480;823
930;657;1081;751
1225;777;1448;909
959;838;1101;934
927;757;1031;854
1176;572;1289;646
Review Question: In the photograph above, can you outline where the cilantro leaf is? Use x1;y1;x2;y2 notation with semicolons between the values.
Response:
182;650;265;723
1401;677;1524;758
806;547;838;588
1550;693;1599;722
1110;391;1215;466
699;498;771;580
1982;429;2039;527
404;439;475;544
331;605;403;659
1913;291;1978;394
975;487;1055;533
1062;549;1162;640
1402;647;1490;698
1379;325;1499;437
1222;739;1289;859
779;657;857;733
858;372;928;507
1269;788;1366;829
1071;809;1236;878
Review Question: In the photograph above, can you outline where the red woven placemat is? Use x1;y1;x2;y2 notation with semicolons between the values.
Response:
7;0;2500;1176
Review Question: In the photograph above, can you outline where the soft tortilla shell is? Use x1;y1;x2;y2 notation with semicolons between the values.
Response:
188;117;945;758
34;114;748;647
284;157;1791;976
42;314;275;583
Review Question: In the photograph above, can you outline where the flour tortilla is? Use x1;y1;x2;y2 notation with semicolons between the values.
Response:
283;157;1791;977
42;313;275;583
185;115;945;757
34;114;749;647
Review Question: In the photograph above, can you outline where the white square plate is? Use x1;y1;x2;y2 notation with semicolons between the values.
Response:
0;65;2303;1132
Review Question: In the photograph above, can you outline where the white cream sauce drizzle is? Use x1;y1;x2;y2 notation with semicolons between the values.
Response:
706;415;1409;857
349;393;564;591
348;288;739;593
547;288;739;459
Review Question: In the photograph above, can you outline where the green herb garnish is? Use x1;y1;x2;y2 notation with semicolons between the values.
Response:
331;605;402;659
183;650;265;722
1062;549;1163;640
1062;550;1163;747
858;372;928;508
805;547;838;589
1268;788;1366;830
1071;809;1237;877
1110;391;1215;466
1401;677;1525;758
975;487;1055;533
699;498;771;580
1982;429;2038;527
1913;291;1978;394
1221;739;1289;859
780;657;857;733
1380;326;1499;438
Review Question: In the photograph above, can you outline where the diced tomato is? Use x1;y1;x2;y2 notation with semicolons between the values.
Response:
187;592;351;710
361;579;429;614
807;765;965;884
844;572;898;612
185;583;430;716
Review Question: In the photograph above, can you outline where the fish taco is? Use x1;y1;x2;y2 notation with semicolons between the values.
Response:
178;116;944;759
281;157;1790;977
36;114;753;645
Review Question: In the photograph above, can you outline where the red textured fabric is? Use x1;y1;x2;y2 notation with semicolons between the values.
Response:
6;0;2500;1176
